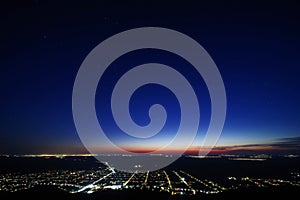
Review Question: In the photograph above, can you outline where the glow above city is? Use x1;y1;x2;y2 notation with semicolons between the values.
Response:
2;1;300;155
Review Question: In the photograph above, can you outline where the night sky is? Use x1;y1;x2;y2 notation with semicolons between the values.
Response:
2;0;300;154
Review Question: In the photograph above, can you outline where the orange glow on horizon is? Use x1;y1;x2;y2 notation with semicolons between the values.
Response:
74;144;299;155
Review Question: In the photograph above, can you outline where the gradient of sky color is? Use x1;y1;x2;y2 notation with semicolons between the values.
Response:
2;0;300;154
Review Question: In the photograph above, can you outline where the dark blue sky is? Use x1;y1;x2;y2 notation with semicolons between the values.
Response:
2;0;300;154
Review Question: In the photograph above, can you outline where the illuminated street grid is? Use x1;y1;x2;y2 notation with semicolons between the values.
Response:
1;168;299;195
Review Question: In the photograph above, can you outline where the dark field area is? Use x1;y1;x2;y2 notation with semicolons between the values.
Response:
1;155;299;178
